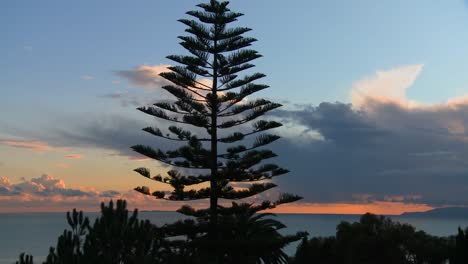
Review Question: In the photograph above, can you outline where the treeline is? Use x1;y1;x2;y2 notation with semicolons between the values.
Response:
17;200;299;264
292;213;468;264
17;200;468;264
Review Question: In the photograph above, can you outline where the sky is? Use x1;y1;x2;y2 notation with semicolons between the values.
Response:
2;0;468;214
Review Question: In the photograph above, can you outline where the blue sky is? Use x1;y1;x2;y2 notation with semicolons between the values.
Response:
3;0;468;108
2;0;468;213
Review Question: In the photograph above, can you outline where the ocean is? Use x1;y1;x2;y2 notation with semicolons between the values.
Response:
1;212;467;264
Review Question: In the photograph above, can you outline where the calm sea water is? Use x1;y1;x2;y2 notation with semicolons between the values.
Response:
1;212;467;264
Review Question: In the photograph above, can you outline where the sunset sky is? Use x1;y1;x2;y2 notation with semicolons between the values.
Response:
2;0;468;214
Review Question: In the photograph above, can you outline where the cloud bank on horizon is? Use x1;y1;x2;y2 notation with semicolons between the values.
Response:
0;174;119;212
272;63;468;208
0;174;209;212
3;63;468;212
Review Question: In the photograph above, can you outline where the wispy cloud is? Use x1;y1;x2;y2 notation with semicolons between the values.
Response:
0;139;66;153
127;155;151;161
0;139;85;161
80;75;94;80
100;90;151;107
65;154;84;159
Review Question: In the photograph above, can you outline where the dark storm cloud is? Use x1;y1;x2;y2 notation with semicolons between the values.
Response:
271;100;468;207
274;102;387;146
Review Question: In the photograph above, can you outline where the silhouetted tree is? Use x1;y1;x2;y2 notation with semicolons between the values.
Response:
213;203;296;263
405;230;451;264
16;253;34;264
292;236;338;264
452;227;468;264
131;0;305;262
334;213;429;264
79;200;169;263
292;213;456;264
17;200;168;264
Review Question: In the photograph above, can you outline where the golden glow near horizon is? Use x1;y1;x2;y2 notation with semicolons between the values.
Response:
268;201;433;215
0;143;436;215
0;198;433;215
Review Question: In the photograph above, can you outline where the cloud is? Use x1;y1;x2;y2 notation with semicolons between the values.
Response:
3;174;96;197
270;64;468;207
115;64;208;94
53;115;164;159
127;156;151;161
100;91;153;107
81;75;94;80
115;65;172;89
0;139;83;160
272;101;468;207
0;175;205;212
351;64;424;109
65;154;83;159
0;175;122;210
0;139;67;153
7;62;468;210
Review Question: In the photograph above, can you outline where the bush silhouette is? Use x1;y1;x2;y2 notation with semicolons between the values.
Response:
292;213;467;264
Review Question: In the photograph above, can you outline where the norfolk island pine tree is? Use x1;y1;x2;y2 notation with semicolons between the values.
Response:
131;0;307;262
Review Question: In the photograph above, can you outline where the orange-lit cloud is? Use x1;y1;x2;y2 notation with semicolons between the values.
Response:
0;139;52;151
116;64;172;89
351;63;468;114
128;157;152;161
0;175;122;212
0;139;84;160
114;64;249;106
0;174;197;212
351;64;424;109
65;154;84;159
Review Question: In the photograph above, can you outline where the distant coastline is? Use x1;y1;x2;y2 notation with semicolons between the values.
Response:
400;207;468;218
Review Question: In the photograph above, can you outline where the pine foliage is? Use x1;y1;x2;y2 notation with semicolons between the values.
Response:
132;0;306;262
